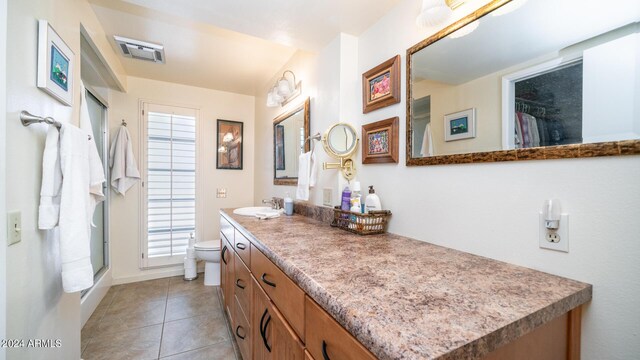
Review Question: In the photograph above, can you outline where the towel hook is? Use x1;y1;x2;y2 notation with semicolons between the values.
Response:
303;132;321;153
121;119;127;127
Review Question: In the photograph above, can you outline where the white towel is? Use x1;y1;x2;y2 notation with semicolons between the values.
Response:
58;124;99;293
109;126;140;195
296;151;316;201
420;123;434;157
38;127;62;229
80;84;106;220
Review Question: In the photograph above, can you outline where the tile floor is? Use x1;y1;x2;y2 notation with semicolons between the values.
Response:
81;276;240;360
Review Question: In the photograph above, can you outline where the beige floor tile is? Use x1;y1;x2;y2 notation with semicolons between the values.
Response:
110;285;168;311
159;314;228;358
164;290;221;322
159;341;235;360
82;324;162;360
168;276;216;299
96;299;167;335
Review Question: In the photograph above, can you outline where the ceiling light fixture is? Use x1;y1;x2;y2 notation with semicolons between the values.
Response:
416;0;465;27
266;70;302;107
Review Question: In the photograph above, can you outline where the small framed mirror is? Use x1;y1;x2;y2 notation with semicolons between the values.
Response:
322;123;359;159
321;123;359;180
273;98;310;185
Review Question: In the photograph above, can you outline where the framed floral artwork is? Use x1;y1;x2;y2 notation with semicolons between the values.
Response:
362;55;400;114
362;117;399;164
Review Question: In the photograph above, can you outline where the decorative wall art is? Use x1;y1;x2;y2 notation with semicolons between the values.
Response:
216;119;243;170
362;55;401;114
37;19;74;106
362;117;399;164
444;108;476;142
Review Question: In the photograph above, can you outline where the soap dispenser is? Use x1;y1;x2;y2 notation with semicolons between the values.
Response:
365;185;381;213
284;193;294;216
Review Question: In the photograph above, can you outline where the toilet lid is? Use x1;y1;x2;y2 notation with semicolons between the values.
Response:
193;240;221;250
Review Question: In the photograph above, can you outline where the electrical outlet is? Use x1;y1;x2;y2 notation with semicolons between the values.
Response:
323;188;333;207
8;211;22;246
539;212;569;252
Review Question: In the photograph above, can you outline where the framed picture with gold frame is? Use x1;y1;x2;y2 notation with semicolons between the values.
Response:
362;117;399;164
362;55;401;114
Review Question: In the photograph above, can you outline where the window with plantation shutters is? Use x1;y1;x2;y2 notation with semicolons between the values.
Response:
141;103;199;267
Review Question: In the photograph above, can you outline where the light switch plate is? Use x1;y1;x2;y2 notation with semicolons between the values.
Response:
216;188;227;198
8;211;22;246
323;188;333;207
539;212;569;252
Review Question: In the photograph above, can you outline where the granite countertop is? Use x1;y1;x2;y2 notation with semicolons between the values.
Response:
221;209;592;360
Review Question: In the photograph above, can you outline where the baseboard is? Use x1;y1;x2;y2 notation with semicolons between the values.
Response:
112;262;206;285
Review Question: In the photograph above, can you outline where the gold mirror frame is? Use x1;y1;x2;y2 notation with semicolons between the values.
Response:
273;97;310;185
406;0;640;166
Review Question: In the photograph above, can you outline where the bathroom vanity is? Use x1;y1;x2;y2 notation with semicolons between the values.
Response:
219;209;591;359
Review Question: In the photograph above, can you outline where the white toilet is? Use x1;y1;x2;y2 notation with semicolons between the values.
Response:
194;240;221;286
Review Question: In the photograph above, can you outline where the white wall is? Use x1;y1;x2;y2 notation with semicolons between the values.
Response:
254;34;360;206
109;76;255;284
5;0;124;358
0;0;7;358
254;0;640;358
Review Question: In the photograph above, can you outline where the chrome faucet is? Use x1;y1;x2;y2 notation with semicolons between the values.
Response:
262;197;281;210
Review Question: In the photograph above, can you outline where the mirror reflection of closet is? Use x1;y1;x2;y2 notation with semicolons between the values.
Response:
406;0;640;166
273;98;310;186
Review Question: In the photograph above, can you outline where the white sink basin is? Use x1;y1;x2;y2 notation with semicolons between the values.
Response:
233;206;283;217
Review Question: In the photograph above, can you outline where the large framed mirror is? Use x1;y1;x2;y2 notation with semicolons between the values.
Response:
273;97;310;185
407;0;640;166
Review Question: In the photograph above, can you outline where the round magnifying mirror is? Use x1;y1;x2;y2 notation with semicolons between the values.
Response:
323;123;358;159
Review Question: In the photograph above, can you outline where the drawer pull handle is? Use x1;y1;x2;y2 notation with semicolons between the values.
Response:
235;325;246;340
236;243;247;250
261;273;277;288
259;309;272;352
235;279;245;289
221;246;228;265
322;340;330;360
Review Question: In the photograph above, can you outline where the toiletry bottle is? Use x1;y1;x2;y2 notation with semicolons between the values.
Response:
365;185;382;213
350;181;362;213
341;185;351;212
284;193;294;216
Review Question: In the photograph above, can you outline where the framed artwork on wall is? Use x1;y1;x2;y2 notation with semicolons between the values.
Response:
37;20;74;106
362;117;399;164
444;108;476;142
362;55;401;114
216;119;243;170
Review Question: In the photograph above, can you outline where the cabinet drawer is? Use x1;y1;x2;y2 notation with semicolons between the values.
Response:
234;252;253;322
305;296;376;360
234;229;251;267
251;245;305;341
220;216;234;244
233;296;252;360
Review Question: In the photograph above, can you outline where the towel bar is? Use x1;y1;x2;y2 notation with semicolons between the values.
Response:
20;110;62;129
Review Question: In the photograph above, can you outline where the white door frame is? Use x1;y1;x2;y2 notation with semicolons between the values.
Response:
1;0;9;358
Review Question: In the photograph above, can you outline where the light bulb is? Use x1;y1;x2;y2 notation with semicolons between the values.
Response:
277;78;292;97
416;0;452;27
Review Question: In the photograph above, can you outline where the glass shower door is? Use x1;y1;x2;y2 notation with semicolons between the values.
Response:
85;90;108;278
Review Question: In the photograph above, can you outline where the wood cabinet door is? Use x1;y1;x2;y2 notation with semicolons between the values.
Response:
224;237;235;322
233;295;252;360
220;233;229;304
253;278;304;360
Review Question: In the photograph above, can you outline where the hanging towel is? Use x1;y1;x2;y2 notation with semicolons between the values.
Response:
38;127;62;230
58;124;98;293
80;83;106;219
109;125;140;195
420;123;434;157
296;150;316;201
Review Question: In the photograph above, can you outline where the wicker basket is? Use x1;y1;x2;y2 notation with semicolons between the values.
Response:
331;207;392;235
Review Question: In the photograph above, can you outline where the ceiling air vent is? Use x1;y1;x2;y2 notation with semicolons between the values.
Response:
114;35;165;64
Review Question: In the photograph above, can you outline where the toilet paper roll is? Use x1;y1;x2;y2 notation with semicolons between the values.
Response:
186;248;196;259
184;266;197;279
